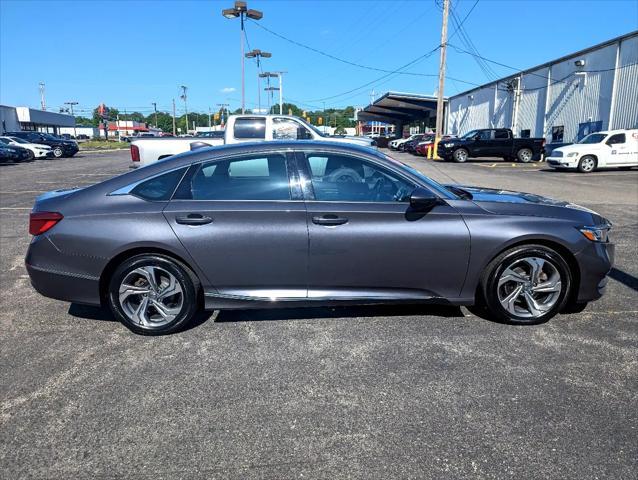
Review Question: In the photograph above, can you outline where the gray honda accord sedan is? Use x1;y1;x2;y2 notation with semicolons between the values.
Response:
26;141;614;335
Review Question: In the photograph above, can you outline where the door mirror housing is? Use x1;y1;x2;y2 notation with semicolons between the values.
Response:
409;187;441;210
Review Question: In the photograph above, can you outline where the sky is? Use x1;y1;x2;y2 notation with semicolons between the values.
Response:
1;0;637;118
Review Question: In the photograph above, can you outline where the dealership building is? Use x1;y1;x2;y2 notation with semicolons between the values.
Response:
361;31;638;143
0;105;75;135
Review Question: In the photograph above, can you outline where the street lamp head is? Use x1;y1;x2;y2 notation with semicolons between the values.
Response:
246;8;263;20
222;7;240;18
259;72;277;78
261;51;271;58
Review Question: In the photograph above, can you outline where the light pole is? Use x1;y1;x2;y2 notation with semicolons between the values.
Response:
272;71;286;115
264;86;279;114
245;49;271;113
217;103;229;127
64;101;78;137
180;85;188;134
260;72;278;113
222;1;263;114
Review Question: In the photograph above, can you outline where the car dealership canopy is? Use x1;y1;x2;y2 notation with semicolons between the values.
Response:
357;91;447;132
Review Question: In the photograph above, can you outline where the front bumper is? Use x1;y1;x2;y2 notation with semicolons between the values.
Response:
574;240;615;303
547;156;578;168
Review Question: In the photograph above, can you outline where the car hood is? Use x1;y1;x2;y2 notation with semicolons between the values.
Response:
447;184;606;223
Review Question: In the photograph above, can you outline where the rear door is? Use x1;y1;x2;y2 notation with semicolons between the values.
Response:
296;148;470;300
163;150;309;299
490;129;513;157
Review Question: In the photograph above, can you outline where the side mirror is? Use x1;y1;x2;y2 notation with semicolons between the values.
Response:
409;187;441;210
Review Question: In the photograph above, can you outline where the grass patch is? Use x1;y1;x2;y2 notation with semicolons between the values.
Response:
79;140;130;150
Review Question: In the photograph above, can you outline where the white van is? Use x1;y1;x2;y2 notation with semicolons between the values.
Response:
547;129;638;173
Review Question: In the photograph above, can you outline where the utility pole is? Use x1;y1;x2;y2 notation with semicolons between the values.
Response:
208;107;212;129
151;102;158;127
64;101;78;137
172;98;177;136
434;0;449;152
39;82;46;111
180;85;188;134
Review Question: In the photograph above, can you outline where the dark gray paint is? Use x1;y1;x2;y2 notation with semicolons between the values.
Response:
25;141;614;310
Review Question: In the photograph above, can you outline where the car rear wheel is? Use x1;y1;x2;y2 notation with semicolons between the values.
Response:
578;155;596;173
453;148;469;163
108;254;200;335
480;245;571;325
52;146;64;158
516;148;533;163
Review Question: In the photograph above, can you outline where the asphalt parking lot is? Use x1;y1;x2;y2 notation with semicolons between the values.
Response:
1;150;636;479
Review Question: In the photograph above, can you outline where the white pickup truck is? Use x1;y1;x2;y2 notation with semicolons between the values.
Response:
130;114;376;167
546;129;638;173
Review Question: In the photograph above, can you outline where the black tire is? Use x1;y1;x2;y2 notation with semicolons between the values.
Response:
577;155;596;173
479;244;572;325
108;254;200;335
52;146;64;158
453;148;469;163
516;148;533;163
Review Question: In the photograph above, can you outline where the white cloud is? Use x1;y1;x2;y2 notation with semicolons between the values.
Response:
220;87;236;93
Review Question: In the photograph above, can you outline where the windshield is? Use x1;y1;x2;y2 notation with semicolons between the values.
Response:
578;133;607;144
460;130;479;140
8;137;28;144
297;117;328;137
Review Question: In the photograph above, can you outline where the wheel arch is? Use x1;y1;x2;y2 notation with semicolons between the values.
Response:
99;246;204;306
475;237;581;305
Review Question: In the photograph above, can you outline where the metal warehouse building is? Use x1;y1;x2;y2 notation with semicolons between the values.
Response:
445;31;638;144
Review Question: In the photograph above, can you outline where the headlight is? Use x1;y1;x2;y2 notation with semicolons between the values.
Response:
567;152;579;157
444;143;455;147
579;224;611;243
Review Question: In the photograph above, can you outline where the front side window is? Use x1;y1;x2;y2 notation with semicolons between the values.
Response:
476;130;491;141
0;138;9;145
130;167;187;201
305;153;414;203
233;118;266;139
180;154;291;201
607;133;625;145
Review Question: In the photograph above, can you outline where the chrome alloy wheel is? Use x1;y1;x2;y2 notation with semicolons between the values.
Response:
118;266;183;328
518;148;533;162
497;256;562;319
580;156;595;172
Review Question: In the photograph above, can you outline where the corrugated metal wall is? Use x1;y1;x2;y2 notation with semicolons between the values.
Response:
611;35;638;130
446;33;638;141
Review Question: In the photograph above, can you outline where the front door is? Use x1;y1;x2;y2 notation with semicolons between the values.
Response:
296;150;470;300
163;151;309;299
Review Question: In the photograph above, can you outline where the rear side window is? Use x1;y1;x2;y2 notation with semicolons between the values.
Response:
607;133;625;145
178;154;291;201
233;118;266;139
131;167;187;201
494;130;509;139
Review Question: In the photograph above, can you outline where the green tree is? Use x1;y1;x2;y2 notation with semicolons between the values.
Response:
75;116;94;127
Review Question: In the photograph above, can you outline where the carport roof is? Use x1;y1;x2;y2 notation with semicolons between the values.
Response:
357;91;447;124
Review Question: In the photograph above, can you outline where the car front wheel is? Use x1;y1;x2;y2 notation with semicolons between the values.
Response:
108;254;200;335
52;146;64;158
578;155;597;173
453;148;469;162
480;245;571;325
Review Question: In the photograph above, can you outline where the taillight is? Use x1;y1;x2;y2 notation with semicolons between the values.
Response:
29;211;63;235
131;144;140;162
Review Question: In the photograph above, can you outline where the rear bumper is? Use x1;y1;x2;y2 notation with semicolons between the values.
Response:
26;263;102;306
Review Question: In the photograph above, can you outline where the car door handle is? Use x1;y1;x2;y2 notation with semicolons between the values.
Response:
312;214;348;226
175;213;213;225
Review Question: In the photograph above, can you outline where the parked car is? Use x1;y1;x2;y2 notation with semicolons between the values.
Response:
389;134;420;151
0;136;53;159
0;144;33;162
415;135;456;156
26;141;613;335
130;115;376;168
546;129;638;173
437;128;545;163
5;131;78;158
196;131;225;139
403;134;426;153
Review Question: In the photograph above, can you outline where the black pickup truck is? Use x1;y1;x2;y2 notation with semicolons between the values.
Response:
437;128;545;163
